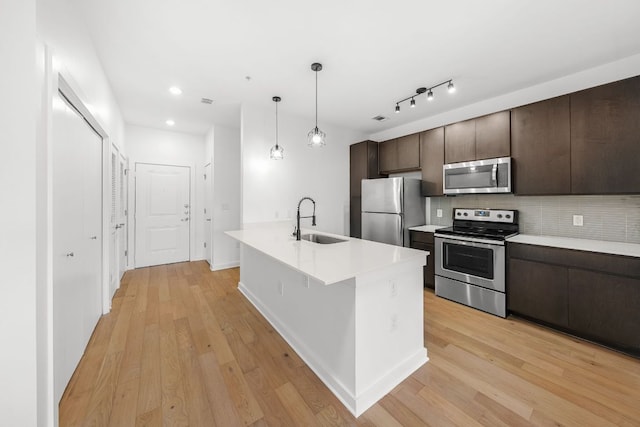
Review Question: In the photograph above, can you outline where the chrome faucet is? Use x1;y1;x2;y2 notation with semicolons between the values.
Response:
294;197;316;240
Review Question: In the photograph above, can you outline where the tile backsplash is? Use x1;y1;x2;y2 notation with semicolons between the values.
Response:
429;194;640;244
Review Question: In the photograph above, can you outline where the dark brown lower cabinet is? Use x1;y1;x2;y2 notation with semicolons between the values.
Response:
508;258;568;328
507;242;640;356
409;230;435;289
568;269;640;352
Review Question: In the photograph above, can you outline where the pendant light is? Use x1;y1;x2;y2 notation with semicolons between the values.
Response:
269;96;284;160
307;62;326;147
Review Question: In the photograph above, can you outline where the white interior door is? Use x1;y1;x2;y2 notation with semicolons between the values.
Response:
135;163;190;267
52;91;103;403
118;155;128;278
204;163;212;265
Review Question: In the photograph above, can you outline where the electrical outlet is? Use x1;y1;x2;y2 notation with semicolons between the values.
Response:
573;215;584;226
437;209;443;218
278;281;284;296
390;280;398;297
390;314;398;332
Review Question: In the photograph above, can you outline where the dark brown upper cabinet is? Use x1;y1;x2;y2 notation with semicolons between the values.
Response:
444;111;510;164
444;119;475;163
476;111;511;160
349;140;381;238
511;96;571;195
419;127;444;196
378;134;420;173
570;75;640;194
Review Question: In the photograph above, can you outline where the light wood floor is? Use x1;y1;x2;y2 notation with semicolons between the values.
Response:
60;261;640;426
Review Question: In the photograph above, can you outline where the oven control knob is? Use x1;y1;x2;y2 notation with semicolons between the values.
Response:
506;214;511;219
497;214;503;219
456;212;461;216
463;212;468;217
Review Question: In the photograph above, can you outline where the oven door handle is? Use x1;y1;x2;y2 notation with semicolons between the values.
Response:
434;234;505;247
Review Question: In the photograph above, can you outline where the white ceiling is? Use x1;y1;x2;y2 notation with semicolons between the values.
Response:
72;0;640;136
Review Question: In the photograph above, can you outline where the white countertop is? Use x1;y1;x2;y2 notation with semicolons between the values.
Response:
507;234;640;258
409;225;448;233
226;225;429;285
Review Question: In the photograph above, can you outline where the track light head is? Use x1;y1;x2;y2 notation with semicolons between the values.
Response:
448;81;456;93
395;104;400;113
410;98;416;108
427;90;434;101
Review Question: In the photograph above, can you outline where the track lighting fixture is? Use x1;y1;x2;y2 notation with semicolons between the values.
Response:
270;96;284;160
308;62;326;148
394;79;455;113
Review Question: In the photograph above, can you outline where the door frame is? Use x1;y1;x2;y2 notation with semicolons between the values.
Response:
119;153;129;275
204;161;213;266
132;161;194;268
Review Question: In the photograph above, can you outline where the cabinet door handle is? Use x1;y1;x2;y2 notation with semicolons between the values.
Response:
66;252;75;257
90;236;97;240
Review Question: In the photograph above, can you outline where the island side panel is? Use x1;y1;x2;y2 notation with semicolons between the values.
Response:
353;258;428;415
237;244;358;409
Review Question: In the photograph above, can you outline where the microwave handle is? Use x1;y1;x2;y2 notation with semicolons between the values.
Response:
491;164;497;183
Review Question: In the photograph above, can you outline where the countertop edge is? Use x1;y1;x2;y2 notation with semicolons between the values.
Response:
507;234;640;258
226;229;429;285
408;225;448;233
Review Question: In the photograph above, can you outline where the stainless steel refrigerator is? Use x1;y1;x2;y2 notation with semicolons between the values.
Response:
361;177;425;247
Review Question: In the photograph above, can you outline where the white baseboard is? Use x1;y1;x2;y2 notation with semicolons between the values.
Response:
209;261;239;271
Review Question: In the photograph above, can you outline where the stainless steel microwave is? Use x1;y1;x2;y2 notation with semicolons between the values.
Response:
443;157;512;195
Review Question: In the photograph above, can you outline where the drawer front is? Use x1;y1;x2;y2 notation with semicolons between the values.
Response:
410;230;434;245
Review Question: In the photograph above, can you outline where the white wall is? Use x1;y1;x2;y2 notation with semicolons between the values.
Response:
241;104;366;235
212;125;241;270
370;53;640;142
0;0;37;425
37;0;125;151
126;125;206;264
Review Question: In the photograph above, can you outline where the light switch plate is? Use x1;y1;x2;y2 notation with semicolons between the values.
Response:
437;209;443;218
573;215;584;226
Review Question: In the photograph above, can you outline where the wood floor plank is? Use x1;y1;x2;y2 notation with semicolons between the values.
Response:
60;264;640;427
107;377;140;427
198;351;245;427
243;365;297;427
174;317;216;427
274;381;318;426
81;350;123;427
361;404;403;427
159;312;189;427
136;323;161;418
220;360;264;425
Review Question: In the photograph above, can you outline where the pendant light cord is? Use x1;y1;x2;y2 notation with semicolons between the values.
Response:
315;70;318;128
275;100;279;148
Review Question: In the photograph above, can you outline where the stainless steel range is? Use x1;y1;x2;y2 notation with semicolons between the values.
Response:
434;208;519;318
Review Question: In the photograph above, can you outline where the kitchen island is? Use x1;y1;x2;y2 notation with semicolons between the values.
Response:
226;224;428;417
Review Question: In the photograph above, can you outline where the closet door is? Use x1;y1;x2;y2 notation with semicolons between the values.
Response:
52;91;103;403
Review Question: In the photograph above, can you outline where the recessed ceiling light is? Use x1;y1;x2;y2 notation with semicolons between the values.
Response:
166;119;175;126
169;86;182;95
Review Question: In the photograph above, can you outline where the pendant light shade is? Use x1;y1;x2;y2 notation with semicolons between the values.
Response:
308;62;326;148
270;96;284;160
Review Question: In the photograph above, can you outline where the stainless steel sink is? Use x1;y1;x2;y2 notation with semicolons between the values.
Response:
301;233;347;244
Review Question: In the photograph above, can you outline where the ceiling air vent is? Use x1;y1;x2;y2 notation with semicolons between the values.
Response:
372;115;389;122
201;98;213;104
